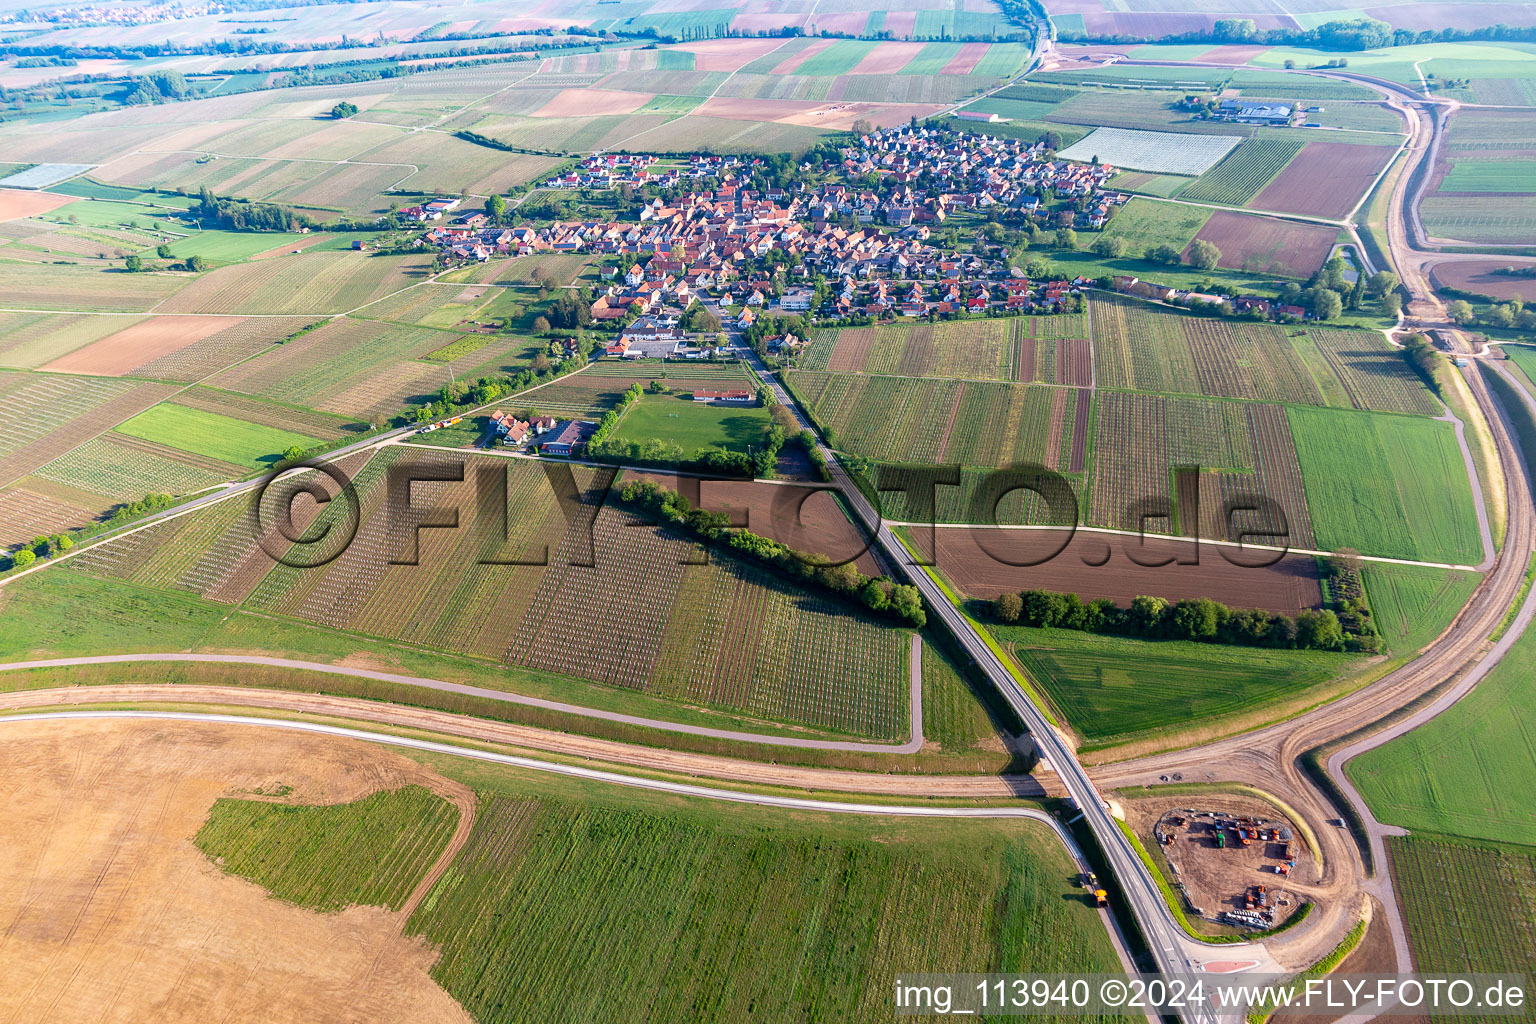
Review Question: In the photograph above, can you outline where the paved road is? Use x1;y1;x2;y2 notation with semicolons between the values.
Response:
747;350;1270;1007
0;642;925;754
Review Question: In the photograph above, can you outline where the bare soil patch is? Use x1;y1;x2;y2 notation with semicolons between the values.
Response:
849;41;926;75
628;471;881;576
1198;44;1267;63
1250;142;1395;219
0;717;471;1024
0;188;73;221
42;315;245;376
1429;259;1536;303
673;38;786;71
532;88;653;118
1122;793;1315;931
770;38;835;75
1189;211;1336;278
930;527;1324;616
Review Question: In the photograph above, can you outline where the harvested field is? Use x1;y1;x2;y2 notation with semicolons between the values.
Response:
932;527;1323;616
531;88;653;117
1250;141;1396;218
627;472;880;576
1188;211;1335;278
0;188;72;220
0;718;471;1024
1429;259;1536;303
40;315;244;376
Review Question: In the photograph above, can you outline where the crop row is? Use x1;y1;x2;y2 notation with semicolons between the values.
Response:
195;785;459;912
1181;138;1305;206
1308;328;1439;415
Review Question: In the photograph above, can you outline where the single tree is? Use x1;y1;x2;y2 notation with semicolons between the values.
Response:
1092;235;1127;258
1186;239;1221;271
331;101;358;119
124;253;144;272
994;592;1023;623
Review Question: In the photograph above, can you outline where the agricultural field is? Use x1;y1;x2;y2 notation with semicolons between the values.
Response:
1186;212;1337;278
156;252;433;316
931;527;1325;616
1249;142;1397;219
1422;108;1536;243
1088;294;1326;404
997;624;1352;748
1389;836;1536;991
1058;128;1242;176
114;402;325;467
0;372;177;487
87;448;917;740
196;785;460;912
1180;138;1304;206
787;370;1083;470
1098;198;1211;253
804;316;1089;384
1360;562;1483;657
609;394;773;455
1352;615;1536;845
0;263;184;312
32;433;240;502
1288;406;1482;565
402;762;1129;1024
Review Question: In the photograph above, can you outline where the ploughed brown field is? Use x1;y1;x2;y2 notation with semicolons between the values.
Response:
41;315;244;376
627;472;882;576
0;187;73;220
672;37;788;71
926;526;1324;617
1430;259;1536;303
532;88;653;117
1250;142;1396;219
1188;211;1337;278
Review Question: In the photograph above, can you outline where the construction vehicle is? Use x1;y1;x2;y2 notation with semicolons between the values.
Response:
1094;889;1108;907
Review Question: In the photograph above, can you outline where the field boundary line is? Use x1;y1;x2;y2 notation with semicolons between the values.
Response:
0;653;925;752
882;521;1483;571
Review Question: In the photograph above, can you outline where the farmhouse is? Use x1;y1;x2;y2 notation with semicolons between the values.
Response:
1216;100;1293;125
694;389;755;404
535;419;598;456
490;410;530;444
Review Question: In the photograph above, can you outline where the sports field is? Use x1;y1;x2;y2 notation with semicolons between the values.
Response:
610;395;772;455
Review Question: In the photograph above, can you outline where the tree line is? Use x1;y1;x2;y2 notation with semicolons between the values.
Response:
618;480;926;628
990;588;1352;651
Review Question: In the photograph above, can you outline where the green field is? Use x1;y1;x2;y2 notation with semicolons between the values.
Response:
998;626;1351;747
611;394;772;455
403;760;1130;1024
196;785;460;911
795;40;878;77
1389;835;1536;993
1361;562;1482;656
159;229;306;263
1288;406;1483;565
0;570;223;659
1099;197;1211;251
115;401;323;466
1440;159;1536;193
1351;619;1536;845
1180;138;1304;206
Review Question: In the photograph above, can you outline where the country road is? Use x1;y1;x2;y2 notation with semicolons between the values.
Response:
0;640;926;754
